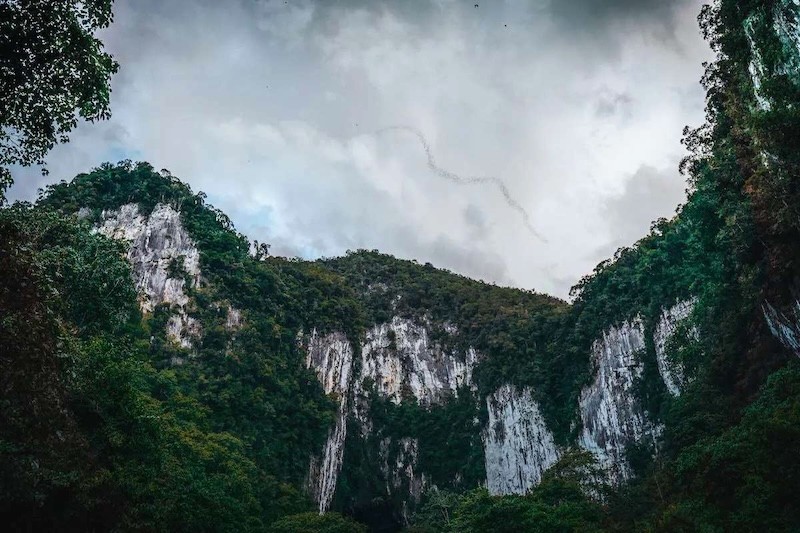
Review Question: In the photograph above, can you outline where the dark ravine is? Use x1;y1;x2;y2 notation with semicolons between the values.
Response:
3;1;800;531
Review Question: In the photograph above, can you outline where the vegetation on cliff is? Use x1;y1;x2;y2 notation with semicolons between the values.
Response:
2;0;800;531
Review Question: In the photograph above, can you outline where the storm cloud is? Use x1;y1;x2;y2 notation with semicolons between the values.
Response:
8;0;712;298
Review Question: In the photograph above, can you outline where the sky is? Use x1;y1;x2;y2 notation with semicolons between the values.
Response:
9;0;714;299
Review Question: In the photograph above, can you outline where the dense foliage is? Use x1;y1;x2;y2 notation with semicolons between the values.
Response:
4;165;371;529
408;451;607;533
323;251;577;441
2;0;800;531
0;0;119;197
0;206;265;530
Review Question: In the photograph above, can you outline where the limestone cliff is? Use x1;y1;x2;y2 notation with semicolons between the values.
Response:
94;203;202;348
86;199;704;512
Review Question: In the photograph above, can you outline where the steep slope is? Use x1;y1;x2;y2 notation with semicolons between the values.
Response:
36;164;365;527
35;164;712;530
4;1;800;531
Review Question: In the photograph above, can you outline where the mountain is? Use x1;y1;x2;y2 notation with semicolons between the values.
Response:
2;0;800;531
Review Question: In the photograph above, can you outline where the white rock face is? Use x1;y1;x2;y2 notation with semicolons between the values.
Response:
96;203;201;311
95;203;202;348
775;0;800;78
745;0;800;110
359;317;477;405
745;15;773;110
166;314;201;350
304;317;481;511
353;317;478;504
578;319;659;483
653;299;697;396
304;330;354;513
763;300;800;356
484;385;559;495
225;306;242;330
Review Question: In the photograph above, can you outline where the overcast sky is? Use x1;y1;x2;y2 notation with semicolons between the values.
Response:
9;0;713;299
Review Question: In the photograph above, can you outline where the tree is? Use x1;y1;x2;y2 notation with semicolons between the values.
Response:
0;0;119;201
268;512;367;533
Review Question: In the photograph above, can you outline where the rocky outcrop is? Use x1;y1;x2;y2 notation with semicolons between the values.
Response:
774;0;800;81
304;317;480;512
166;314;201;350
354;317;478;507
303;300;701;506
763;300;800;356
654;299;697;396
745;0;800;110
95;203;200;311
303;330;354;513
225;306;242;330
358;317;477;405
94;203;202;348
578;299;698;481
380;436;427;521
578;319;659;483
484;385;559;495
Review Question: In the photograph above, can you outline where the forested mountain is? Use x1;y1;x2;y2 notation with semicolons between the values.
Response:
2;0;800;531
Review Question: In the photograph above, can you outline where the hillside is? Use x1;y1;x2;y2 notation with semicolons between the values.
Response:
2;0;800;532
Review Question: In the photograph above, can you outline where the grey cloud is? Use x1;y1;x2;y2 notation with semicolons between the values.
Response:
233;186;509;286
6;0;711;299
595;92;634;119
463;204;488;238
419;234;509;285
548;0;693;28
601;164;687;251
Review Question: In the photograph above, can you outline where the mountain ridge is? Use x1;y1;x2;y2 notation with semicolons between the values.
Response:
4;0;800;530
30;162;715;529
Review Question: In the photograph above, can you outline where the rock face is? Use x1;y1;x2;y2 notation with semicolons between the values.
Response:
774;0;800;81
763;300;800;356
225;306;242;330
654;299;697;396
304;317;479;512
303;330;354;513
93;206;705;505
355;318;477;505
95;203;202;348
303;300;701;507
380;436;426;521
578;318;658;483
745;14;772;110
484;385;559;495
96;203;201;311
358;317;477;405
577;299;698;481
745;0;800;110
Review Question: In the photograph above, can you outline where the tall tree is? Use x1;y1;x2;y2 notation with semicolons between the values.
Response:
0;0;118;201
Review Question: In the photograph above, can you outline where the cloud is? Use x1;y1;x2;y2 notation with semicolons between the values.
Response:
547;0;693;30
463;204;488;239
595;92;634;119
7;0;712;299
601;164;687;251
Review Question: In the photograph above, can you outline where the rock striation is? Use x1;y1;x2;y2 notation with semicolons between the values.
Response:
484;385;559;495
94;203;201;348
303;330;354;513
654;299;697;396
578;318;658;483
358;317;477;405
763;300;800;356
